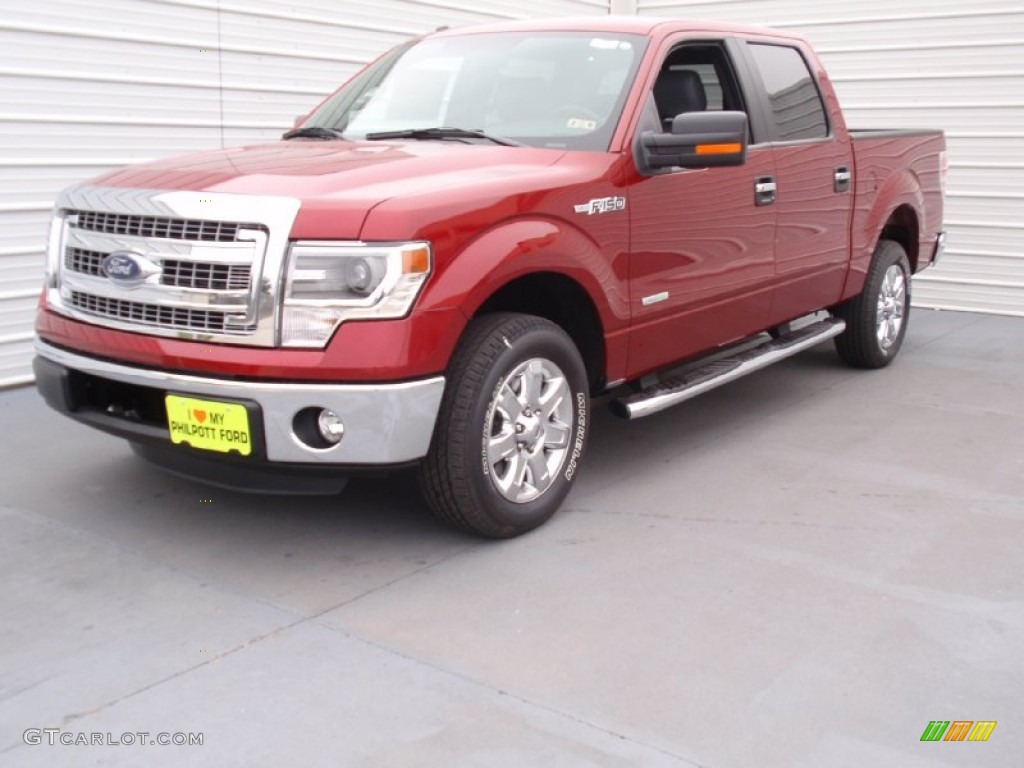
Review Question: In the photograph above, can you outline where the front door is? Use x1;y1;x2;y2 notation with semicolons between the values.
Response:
626;40;777;378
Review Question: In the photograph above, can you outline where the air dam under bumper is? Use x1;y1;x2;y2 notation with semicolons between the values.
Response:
34;339;445;490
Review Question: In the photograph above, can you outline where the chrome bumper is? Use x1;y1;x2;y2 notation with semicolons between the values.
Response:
34;339;444;465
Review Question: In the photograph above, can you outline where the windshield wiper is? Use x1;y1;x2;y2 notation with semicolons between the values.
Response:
282;125;346;140
364;127;523;147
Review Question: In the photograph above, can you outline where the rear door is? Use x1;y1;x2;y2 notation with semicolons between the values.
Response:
625;39;778;377
740;40;855;321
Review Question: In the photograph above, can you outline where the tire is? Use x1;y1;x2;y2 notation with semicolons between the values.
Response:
833;240;911;369
418;312;590;538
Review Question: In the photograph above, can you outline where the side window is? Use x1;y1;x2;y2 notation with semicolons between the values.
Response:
747;44;828;141
651;44;747;133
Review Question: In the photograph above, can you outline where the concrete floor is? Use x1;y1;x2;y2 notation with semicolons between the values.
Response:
0;309;1021;767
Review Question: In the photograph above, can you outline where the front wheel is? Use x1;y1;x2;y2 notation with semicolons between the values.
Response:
832;240;912;369
418;313;590;538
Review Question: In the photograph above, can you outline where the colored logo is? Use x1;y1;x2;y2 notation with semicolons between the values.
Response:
101;251;159;286
921;721;996;742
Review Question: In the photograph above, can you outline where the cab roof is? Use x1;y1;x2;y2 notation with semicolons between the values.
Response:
428;15;804;43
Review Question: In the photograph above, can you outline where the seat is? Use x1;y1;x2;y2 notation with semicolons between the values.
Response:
653;69;707;130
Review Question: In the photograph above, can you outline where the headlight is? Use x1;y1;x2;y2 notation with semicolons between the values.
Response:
281;241;431;347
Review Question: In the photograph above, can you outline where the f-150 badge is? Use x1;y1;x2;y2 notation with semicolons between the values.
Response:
574;196;626;215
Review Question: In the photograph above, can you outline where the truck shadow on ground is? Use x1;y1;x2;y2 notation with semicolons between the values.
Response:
0;347;861;612
117;345;851;535
164;348;841;514
5;346;853;578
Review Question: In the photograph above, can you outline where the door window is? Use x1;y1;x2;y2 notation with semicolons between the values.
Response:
747;44;829;142
649;43;753;140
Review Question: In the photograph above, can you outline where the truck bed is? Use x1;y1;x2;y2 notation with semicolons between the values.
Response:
846;128;945;290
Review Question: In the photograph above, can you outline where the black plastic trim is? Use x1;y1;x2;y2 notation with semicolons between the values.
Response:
131;443;416;495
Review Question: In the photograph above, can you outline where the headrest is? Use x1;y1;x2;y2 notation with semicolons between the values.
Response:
653;69;707;123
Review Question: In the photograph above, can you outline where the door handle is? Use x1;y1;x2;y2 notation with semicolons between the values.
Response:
755;176;776;206
834;166;852;193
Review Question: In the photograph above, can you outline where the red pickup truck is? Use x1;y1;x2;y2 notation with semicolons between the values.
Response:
34;17;945;537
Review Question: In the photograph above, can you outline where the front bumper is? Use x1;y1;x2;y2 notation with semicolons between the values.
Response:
34;338;445;476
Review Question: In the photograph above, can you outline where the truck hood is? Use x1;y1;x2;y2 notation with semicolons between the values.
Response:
92;140;570;239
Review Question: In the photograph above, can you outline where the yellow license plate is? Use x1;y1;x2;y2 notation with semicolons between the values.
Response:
165;395;252;456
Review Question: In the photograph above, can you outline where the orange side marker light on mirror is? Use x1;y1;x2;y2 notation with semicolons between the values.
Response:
696;143;743;156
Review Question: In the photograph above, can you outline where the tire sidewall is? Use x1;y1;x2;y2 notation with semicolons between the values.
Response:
868;243;912;364
462;323;590;535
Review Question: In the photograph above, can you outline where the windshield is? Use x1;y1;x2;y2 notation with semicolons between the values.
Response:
300;31;648;151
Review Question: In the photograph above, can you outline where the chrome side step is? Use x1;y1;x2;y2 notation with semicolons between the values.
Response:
611;317;846;419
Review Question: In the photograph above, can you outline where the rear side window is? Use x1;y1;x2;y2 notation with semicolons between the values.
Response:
747;44;828;142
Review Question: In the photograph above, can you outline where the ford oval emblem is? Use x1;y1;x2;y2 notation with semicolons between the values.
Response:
101;251;157;286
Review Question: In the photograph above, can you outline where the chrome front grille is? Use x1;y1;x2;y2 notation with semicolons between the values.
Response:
66;247;105;276
64;247;252;292
49;186;301;346
69;292;228;333
60;216;256;335
161;260;251;291
72;210;245;242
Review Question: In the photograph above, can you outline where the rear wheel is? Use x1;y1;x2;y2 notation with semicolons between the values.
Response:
418;313;589;538
833;240;911;368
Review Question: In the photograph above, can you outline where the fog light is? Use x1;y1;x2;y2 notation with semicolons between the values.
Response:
317;409;345;444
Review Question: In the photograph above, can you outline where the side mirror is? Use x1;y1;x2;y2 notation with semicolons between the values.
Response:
637;111;748;174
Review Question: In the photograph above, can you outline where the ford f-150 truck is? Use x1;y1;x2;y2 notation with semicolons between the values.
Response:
34;17;945;537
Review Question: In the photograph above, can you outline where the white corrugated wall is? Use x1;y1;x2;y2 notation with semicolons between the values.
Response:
0;0;607;387
634;0;1024;317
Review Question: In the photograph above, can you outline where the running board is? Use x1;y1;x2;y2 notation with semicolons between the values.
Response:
611;318;846;420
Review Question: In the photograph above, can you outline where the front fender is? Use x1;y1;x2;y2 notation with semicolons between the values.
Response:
422;215;627;324
405;215;630;385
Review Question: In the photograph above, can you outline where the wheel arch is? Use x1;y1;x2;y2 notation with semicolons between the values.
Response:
842;169;925;302
417;215;628;391
880;205;920;272
473;272;607;394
